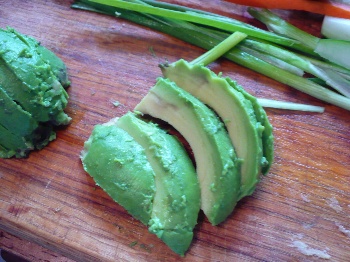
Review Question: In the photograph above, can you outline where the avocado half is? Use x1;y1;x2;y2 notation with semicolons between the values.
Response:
135;78;241;226
161;59;273;198
117;112;200;256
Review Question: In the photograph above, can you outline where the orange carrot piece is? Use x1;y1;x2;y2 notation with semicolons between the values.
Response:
223;0;350;19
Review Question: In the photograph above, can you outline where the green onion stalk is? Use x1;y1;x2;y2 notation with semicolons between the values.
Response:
71;0;350;111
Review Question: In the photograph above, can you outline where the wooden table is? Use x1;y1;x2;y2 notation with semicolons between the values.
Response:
1;1;349;261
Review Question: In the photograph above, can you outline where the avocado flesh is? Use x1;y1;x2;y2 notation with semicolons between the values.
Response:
81;121;156;225
0;86;38;158
0;86;56;158
117;112;200;256
225;78;274;175
0;28;70;125
0;124;33;158
162;59;264;199
36;45;71;88
0;86;38;137
10;27;70;88
135;78;240;225
0;144;14;158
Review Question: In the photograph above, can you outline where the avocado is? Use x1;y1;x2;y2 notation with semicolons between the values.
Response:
81;121;156;225
225;78;274;175
0;27;70;125
6;27;70;88
117;112;200;256
0;86;39;158
36;45;71;88
0;27;71;158
0;124;33;158
161;59;265;199
0;86;38;137
135;78;240;225
0;144;13;158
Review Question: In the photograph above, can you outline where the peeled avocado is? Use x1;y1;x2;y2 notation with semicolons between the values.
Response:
117;112;200;256
225;78;274;175
0;27;70;125
36;45;71;88
0;86;38;138
0;124;32;158
0;27;71;158
81;121;156;224
135;78;241;225
161;59;266;199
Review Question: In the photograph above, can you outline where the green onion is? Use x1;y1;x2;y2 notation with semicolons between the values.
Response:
321;16;350;41
72;0;350;111
237;44;305;77
89;0;308;49
248;7;350;71
247;8;320;50
190;32;247;66
242;39;350;97
257;98;325;113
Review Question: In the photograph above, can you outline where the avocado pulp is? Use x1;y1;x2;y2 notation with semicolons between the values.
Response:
135;78;241;226
0;27;70;158
117;112;200;256
161;59;273;199
81;121;156;224
81;113;201;255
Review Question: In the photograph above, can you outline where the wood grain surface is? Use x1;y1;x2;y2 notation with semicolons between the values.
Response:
1;1;350;261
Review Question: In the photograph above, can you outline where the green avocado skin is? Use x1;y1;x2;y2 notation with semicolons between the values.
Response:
81;123;156;225
136;78;241;226
0;27;69;125
117;112;200;256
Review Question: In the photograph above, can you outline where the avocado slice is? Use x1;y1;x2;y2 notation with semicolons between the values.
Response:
0;124;33;158
81;121;156;225
0;144;14;158
6;27;70;88
0;86;38;137
135;78;240;225
0;27;70;125
117;112;200;255
161;59;265;199
36;45;71;88
225;78;274;175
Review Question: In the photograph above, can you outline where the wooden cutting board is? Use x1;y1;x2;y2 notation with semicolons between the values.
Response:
1;1;349;261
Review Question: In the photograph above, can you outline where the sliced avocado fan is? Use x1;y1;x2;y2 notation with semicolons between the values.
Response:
161;59;271;199
135;78;241;226
117;112;200;256
80;31;273;256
